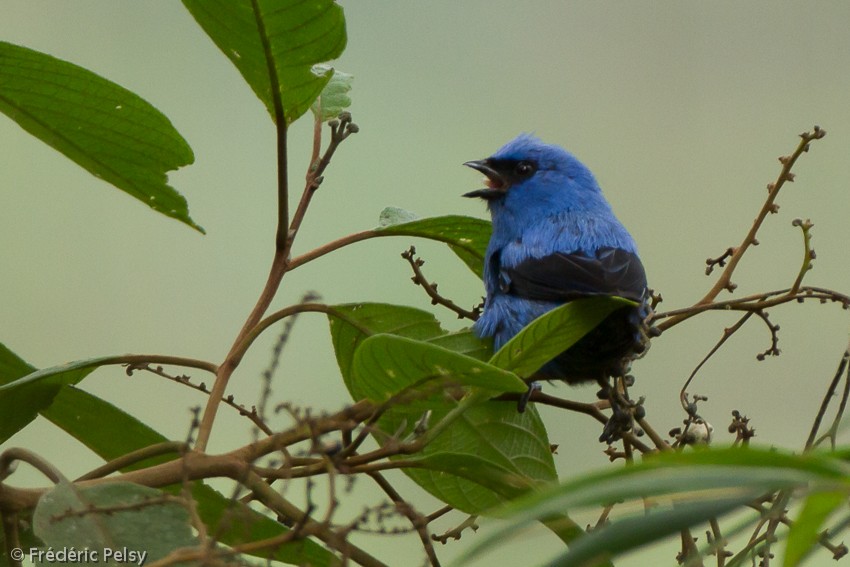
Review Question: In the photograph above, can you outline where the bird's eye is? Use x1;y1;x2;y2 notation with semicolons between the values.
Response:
515;161;536;177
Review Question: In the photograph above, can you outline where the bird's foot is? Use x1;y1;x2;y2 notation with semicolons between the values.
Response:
517;381;542;413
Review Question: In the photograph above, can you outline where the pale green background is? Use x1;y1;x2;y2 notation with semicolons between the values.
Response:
3;2;850;566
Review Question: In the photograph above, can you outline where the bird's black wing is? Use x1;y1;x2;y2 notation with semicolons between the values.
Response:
501;247;647;303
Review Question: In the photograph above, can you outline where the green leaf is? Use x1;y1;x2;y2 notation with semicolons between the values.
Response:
350;333;526;402
455;447;850;566
414;451;549;500
182;0;346;125
328;304;555;513
548;496;755;567
0;347;101;443
41;386;177;469
427;329;492;361
377;206;419;226
350;336;552;513
192;483;341;567
327;302;446;390
4;366;336;566
311;66;353;121
489;296;636;377
401;402;557;514
33;481;198;566
375;210;492;277
783;489;846;567
0;42;200;232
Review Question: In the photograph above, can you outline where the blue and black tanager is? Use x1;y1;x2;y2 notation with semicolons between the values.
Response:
465;134;648;393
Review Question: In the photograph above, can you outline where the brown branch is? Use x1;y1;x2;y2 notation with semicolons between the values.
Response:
0;448;65;484
658;126;826;332
431;514;479;545
288;229;381;270
368;471;441;566
753;310;781;361
75;442;188;481
126;364;274;435
654;285;850;332
401;246;481;321
806;341;850;450
425;505;453;524
288;113;358;248
704;247;735;276
495;390;654;453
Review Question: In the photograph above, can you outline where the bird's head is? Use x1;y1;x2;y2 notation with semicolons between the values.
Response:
464;134;605;215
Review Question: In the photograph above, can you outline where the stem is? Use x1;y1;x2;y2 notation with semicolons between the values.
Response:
75;442;188;481
234;303;331;364
679;312;754;412
196;1;303;451
115;354;218;375
196;251;288;451
0;448;65;484
806;341;850;450
789;218;814;295
249;0;290;248
288;230;380;270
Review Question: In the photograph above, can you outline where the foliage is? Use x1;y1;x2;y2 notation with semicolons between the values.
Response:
2;4;850;567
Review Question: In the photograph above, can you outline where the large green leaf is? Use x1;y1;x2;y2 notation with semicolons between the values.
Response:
375;208;492;277
0;345;100;443
44;388;338;566
489;296;637;377
182;0;346;125
327;302;446;390
351;333;525;402
0;42;200;232
350;334;553;513
0;355;337;566
327;302;555;513
454;447;850;567
34;481;199;566
427;329;491;361
396;400;556;514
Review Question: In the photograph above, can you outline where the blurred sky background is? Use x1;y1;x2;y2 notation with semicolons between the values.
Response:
3;2;850;565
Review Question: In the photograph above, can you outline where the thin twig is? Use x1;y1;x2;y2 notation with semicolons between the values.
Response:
495;391;654;453
432;515;479;545
75;442;188;481
368;471;441;566
287;113;358;251
401;246;481;320
126;364;274;436
658;127;826;332
0;448;65;484
288;229;381;270
680;312;754;414
789;218;815;295
806;341;850;450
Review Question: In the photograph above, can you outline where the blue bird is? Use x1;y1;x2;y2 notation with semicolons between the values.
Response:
464;134;648;393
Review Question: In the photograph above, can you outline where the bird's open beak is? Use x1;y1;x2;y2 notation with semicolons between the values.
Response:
463;159;507;199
